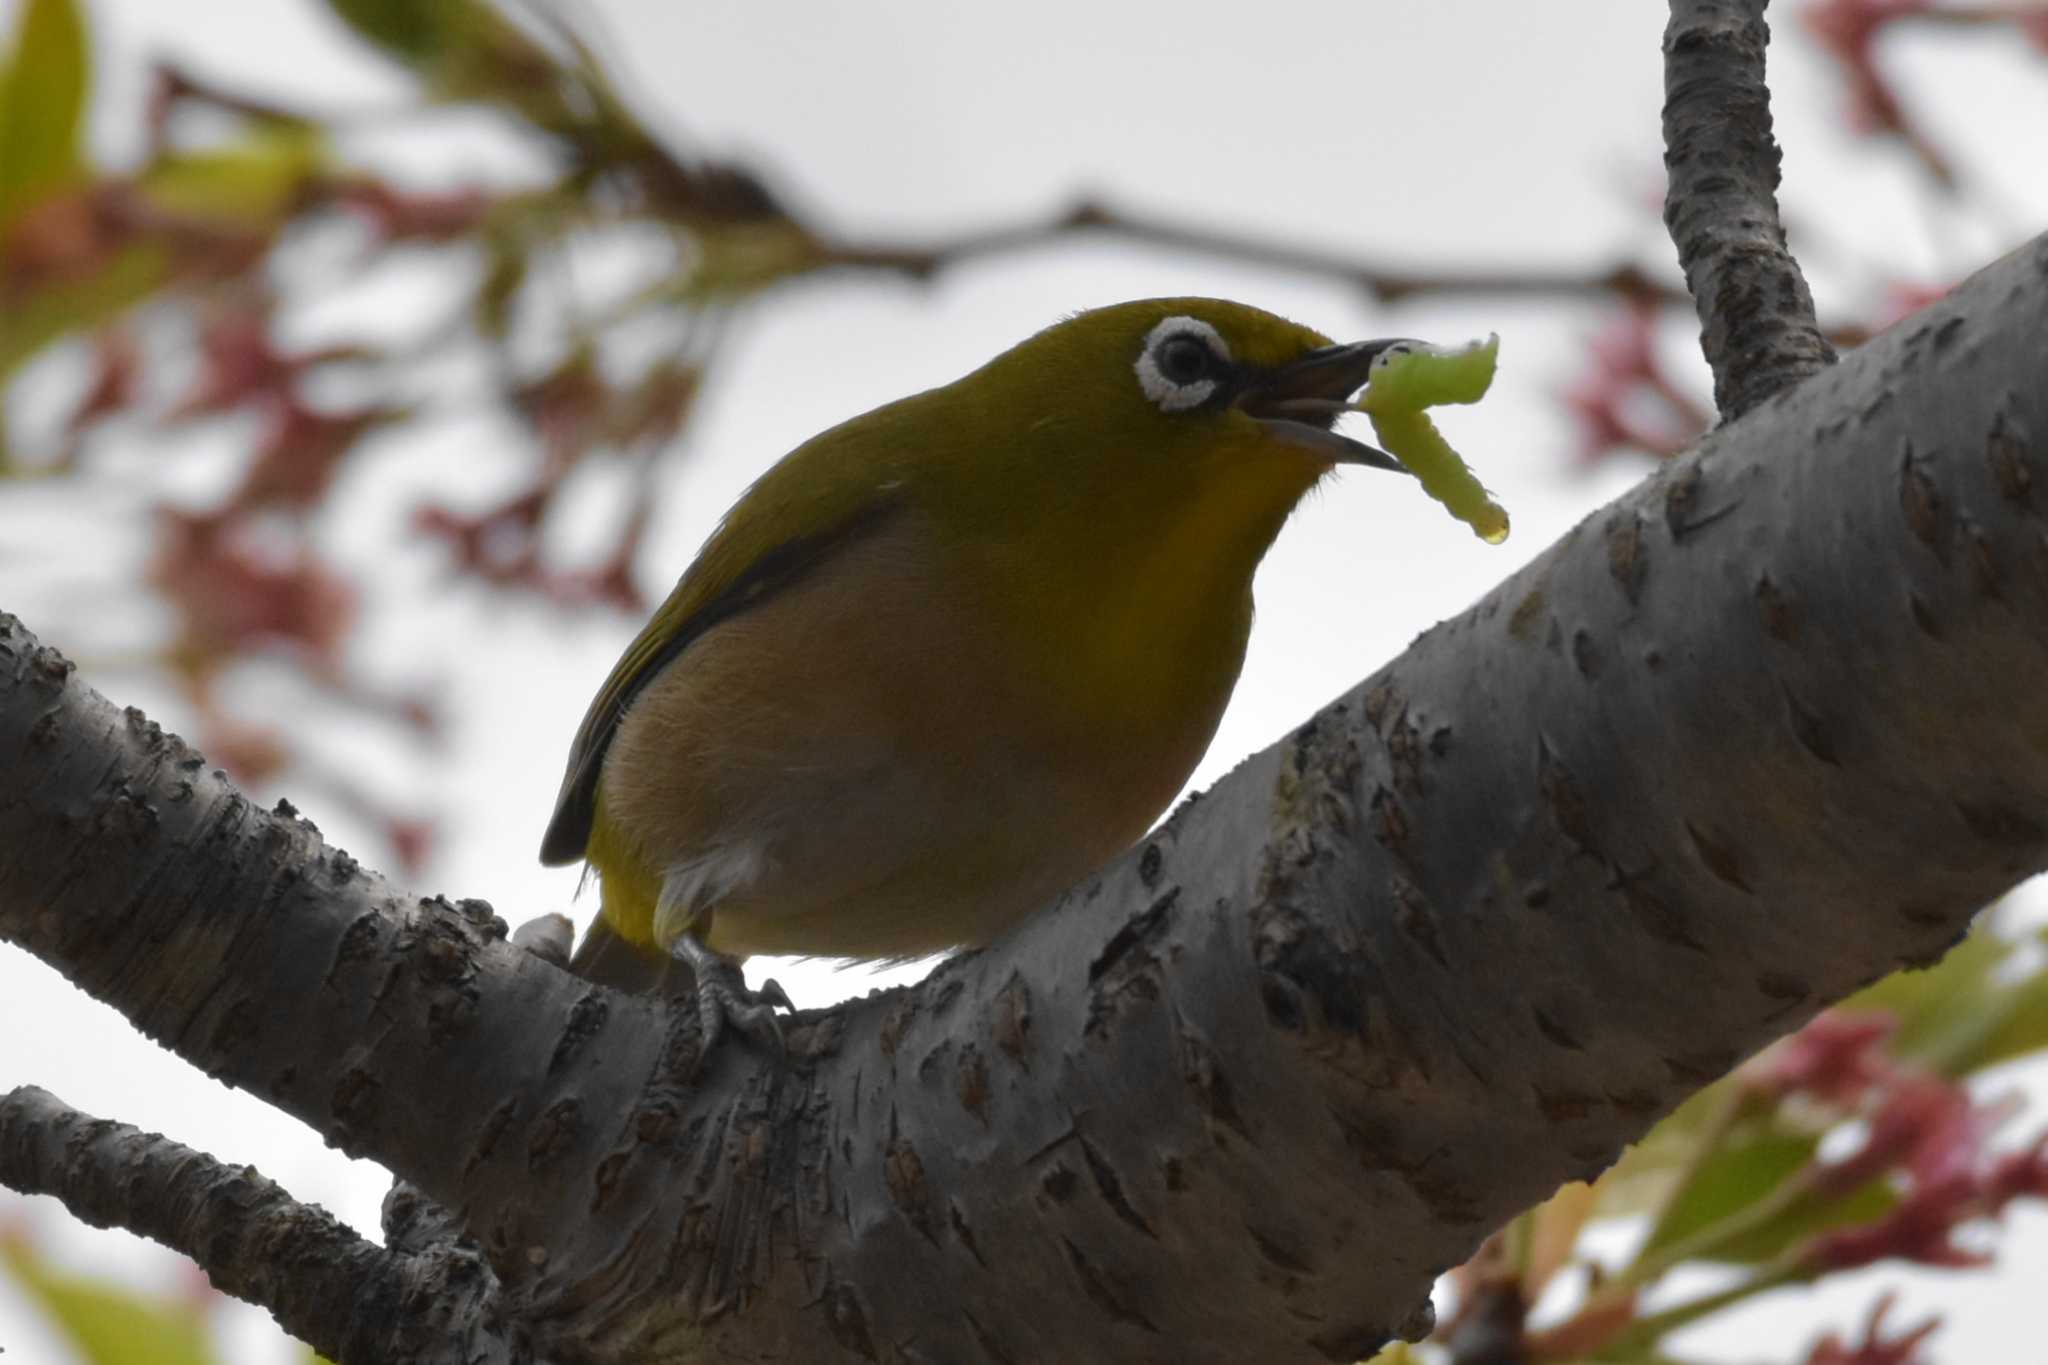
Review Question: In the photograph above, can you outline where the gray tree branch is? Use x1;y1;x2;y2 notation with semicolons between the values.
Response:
4;228;2048;1361
1663;0;1837;417
0;1084;491;1362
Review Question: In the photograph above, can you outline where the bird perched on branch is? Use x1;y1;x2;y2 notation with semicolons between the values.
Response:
540;297;1412;1051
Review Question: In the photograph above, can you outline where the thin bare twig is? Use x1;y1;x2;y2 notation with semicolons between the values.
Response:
1662;0;1836;419
822;198;1693;309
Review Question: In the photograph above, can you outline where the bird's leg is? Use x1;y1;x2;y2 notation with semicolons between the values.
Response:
669;930;793;1058
656;864;793;1058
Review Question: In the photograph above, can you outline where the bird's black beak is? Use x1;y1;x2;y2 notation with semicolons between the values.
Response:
1238;339;1419;472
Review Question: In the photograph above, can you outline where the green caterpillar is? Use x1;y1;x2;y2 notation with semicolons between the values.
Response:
1356;335;1508;544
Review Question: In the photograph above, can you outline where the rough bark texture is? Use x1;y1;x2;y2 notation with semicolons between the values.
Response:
1663;0;1837;417
0;1085;500;1362
5;230;2048;1361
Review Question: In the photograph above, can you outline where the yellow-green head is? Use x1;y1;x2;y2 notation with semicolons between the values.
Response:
905;296;1407;522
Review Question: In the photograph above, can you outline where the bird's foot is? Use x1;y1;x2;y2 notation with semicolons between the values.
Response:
694;965;794;1057
670;933;793;1060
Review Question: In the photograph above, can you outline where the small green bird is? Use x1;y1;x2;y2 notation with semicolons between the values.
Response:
540;297;1409;1046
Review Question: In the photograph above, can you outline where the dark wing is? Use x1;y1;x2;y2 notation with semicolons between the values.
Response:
537;492;901;865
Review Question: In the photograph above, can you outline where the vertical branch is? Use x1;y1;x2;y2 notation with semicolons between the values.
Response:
1662;0;1836;420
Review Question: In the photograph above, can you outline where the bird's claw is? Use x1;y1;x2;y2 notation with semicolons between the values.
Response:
674;941;792;1062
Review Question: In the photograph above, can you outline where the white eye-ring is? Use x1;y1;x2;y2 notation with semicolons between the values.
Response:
1135;316;1230;413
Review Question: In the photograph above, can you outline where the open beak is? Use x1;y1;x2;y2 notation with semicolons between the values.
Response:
1238;339;1418;472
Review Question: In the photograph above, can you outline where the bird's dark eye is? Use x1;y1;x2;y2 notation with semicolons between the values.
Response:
1135;315;1232;412
1156;333;1214;385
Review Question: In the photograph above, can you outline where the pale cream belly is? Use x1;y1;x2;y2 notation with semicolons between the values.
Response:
680;741;1157;961
594;510;1241;962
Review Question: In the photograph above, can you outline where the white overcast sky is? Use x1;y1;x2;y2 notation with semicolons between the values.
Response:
4;1;2048;1361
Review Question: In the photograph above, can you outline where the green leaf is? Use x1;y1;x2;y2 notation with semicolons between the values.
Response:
475;234;529;337
1;1236;224;1365
0;239;163;476
137;124;326;225
322;0;470;67
0;0;91;228
1848;922;2011;1059
1640;1126;1817;1260
1967;952;2048;1073
1846;921;2048;1076
0;241;166;379
1744;1174;1900;1265
1639;1122;1896;1266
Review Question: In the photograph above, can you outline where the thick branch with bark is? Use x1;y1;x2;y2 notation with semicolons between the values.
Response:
1663;0;1837;417
0;643;693;1344
3;227;2046;1361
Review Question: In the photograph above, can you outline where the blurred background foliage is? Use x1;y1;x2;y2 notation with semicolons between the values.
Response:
2;1226;286;1365
5;0;2048;1362
1380;914;2048;1365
